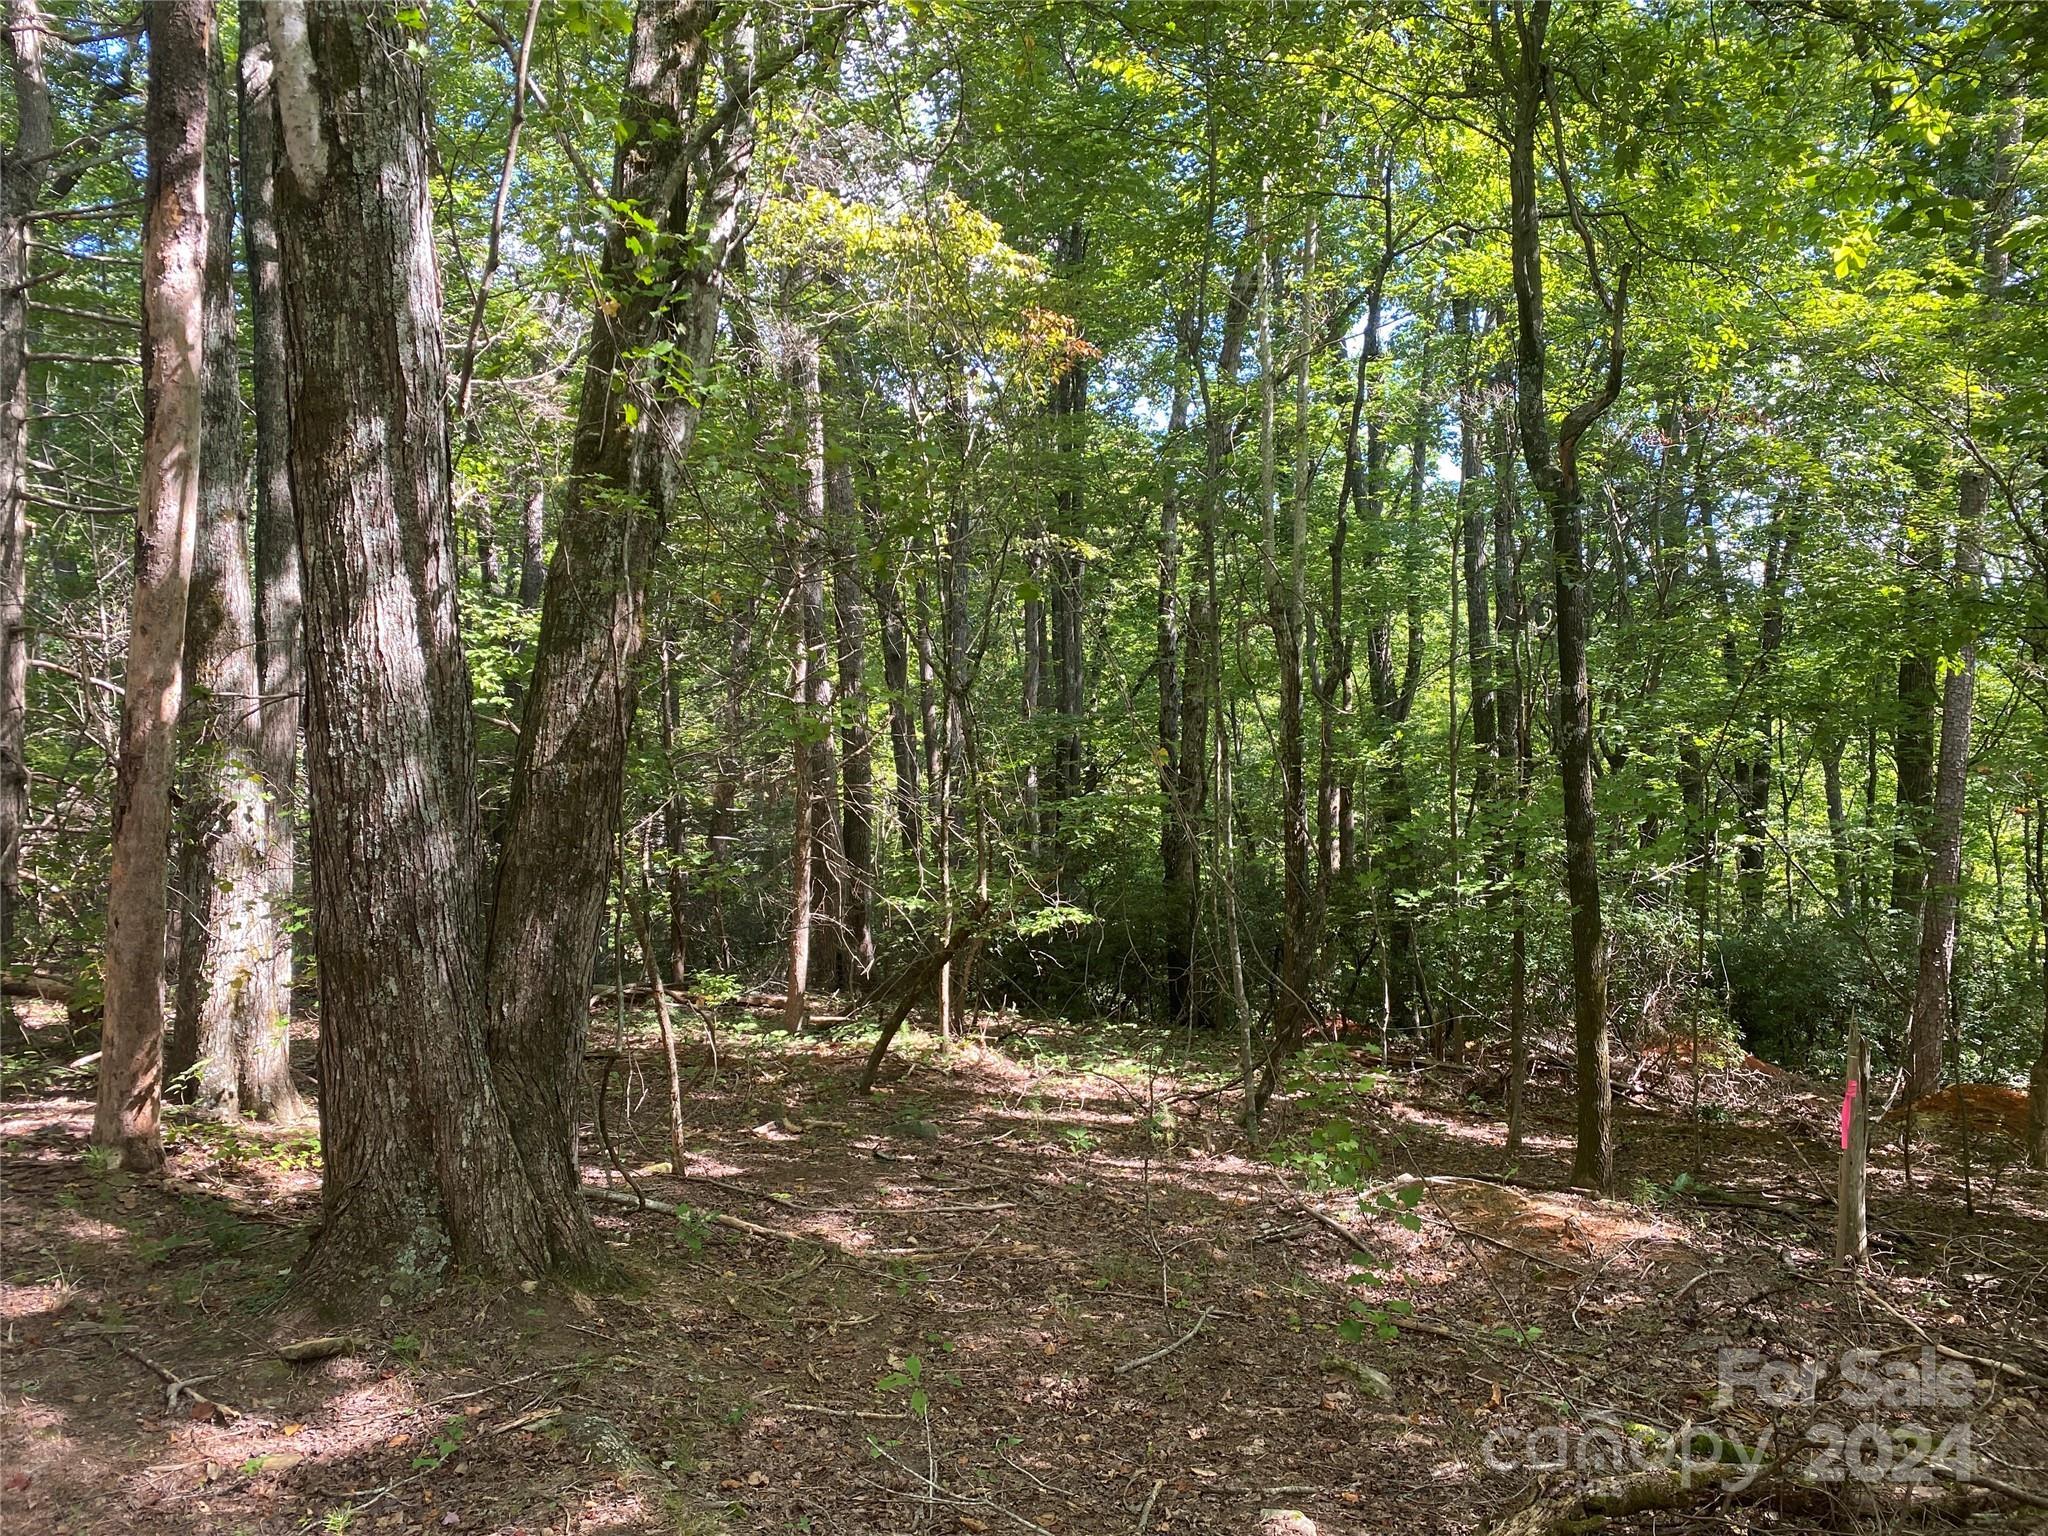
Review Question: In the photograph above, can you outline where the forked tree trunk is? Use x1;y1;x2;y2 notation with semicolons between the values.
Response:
268;0;575;1278
94;0;211;1172
487;0;759;1240
172;34;297;1122
241;0;305;1109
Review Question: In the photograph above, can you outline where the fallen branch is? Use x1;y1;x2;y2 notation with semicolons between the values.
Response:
778;1400;904;1421
1861;1284;2048;1390
1112;1306;1216;1375
1930;1462;2048;1511
3;973;72;1003
582;1183;805;1245
856;902;991;1094
116;1343;237;1422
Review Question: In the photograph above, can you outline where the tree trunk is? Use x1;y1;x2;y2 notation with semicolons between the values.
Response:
1191;261;1255;1046
269;0;585;1279
827;400;876;987
94;0;211;1173
2031;790;2048;1170
516;483;545;607
1456;303;1496;823
1820;730;1854;916
1262;213;1316;1060
1891;523;1940;915
241;0;305;1116
1495;404;1532;1153
1047;222;1087;819
477;508;501;594
171;35;296;1122
792;331;844;995
0;0;49;982
1159;312;1196;1028
782;327;821;1029
1496;0;1626;1195
870;471;922;862
1906;474;1983;1101
935;362;973;1031
658;633;688;985
486;0;757;1242
1022;547;1045;845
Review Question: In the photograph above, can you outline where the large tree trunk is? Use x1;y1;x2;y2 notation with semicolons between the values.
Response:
1496;0;1626;1195
1906;474;1983;1101
94;0;211;1172
0;0;49;981
486;0;757;1238
269;0;581;1279
241;0;305;1114
171;35;296;1122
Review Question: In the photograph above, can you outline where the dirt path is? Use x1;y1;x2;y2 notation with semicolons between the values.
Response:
4;1017;2046;1534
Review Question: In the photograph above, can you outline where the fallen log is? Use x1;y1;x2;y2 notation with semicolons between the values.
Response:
3;973;72;1004
1485;1465;1768;1536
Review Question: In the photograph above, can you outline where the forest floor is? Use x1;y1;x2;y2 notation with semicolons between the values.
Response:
3;1002;2047;1536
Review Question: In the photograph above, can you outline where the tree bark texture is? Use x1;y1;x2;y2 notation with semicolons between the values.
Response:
1906;473;1982;1101
486;0;756;1249
171;34;297;1122
269;0;584;1279
241;0;305;1093
94;0;211;1172
0;0;49;978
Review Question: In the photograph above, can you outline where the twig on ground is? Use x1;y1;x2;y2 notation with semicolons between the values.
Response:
1113;1306;1216;1375
777;1400;904;1421
116;1343;237;1420
1133;1477;1164;1533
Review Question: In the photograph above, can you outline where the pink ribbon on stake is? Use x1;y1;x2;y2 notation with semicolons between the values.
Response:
1839;1077;1859;1149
